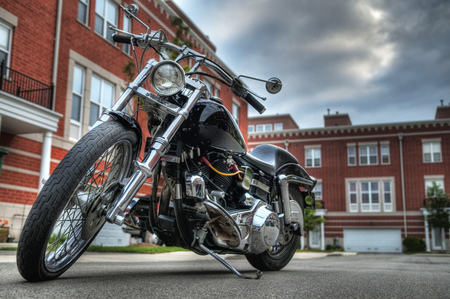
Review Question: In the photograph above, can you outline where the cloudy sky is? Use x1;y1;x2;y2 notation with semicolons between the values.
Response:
172;0;450;129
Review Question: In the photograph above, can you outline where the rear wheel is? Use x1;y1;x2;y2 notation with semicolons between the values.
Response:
17;121;138;281
245;186;303;271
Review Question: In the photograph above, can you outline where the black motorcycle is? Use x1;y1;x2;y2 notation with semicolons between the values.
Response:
17;4;316;281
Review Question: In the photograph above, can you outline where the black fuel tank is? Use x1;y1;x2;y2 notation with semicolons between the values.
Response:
180;99;247;155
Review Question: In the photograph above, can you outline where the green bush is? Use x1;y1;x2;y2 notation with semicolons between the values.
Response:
402;237;426;252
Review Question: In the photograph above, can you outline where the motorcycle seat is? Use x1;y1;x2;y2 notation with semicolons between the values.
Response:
243;144;298;176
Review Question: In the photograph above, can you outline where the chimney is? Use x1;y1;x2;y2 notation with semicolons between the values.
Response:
435;100;450;120
324;111;352;127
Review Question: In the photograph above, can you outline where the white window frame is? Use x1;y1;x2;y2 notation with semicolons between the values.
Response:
346;177;395;213
422;140;442;163
95;0;118;41
274;123;283;131
305;146;321;168
0;21;13;71
309;229;320;248
78;0;89;25
359;144;378;165
347;144;356;166
232;99;240;124
256;125;264;132
424;176;445;196
70;65;85;140
248;125;254;133
89;74;115;127
122;13;132;55
381;143;390;165
313;181;322;200
264;124;272;132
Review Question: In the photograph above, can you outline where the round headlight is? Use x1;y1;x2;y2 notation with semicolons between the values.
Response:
150;61;185;96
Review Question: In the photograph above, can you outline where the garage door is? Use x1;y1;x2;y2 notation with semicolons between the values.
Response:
91;223;131;247
344;229;402;253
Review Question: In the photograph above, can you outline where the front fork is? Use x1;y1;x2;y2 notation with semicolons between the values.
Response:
91;59;205;225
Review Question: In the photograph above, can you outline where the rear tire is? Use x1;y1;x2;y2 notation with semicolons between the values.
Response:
17;121;138;281
245;186;303;271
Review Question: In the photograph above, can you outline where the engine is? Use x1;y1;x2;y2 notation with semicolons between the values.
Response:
182;149;280;254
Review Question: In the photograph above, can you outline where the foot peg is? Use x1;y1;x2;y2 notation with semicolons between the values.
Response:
194;223;262;280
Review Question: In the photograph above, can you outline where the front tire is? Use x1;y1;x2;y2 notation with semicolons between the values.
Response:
17;121;138;281
245;186;303;271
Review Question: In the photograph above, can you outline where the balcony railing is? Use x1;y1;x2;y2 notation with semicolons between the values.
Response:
0;61;54;110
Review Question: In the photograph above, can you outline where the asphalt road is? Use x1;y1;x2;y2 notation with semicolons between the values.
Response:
1;251;449;298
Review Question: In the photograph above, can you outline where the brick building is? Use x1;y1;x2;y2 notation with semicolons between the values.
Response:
0;0;247;241
249;104;450;252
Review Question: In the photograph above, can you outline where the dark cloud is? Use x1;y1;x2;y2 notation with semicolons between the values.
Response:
173;0;450;128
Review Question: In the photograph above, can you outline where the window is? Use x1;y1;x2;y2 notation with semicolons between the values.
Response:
256;125;264;132
232;101;240;124
425;177;444;196
70;65;85;140
0;22;12;70
214;87;220;98
359;145;378;165
78;0;89;25
314;181;322;200
423;141;442;163
305;147;321;168
347;178;394;213
274;123;283;131
349;182;358;212
347;145;356;166
381;144;390;165
264;124;272;131
204;79;213;94
95;0;118;42
383;181;392;211
309;230;320;248
122;14;132;54
248;125;254;133
89;75;114;126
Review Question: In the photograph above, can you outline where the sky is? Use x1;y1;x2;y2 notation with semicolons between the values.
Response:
171;0;450;129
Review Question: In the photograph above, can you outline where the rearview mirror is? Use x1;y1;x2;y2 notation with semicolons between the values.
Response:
266;77;282;94
125;4;139;18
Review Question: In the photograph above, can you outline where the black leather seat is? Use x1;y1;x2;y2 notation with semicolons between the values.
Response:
242;144;298;176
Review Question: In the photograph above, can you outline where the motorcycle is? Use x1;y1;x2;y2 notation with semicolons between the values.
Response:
17;4;316;281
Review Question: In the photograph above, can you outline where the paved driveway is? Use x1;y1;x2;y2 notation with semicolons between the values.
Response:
1;251;449;298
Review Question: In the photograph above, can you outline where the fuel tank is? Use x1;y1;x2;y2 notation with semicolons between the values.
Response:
181;99;247;155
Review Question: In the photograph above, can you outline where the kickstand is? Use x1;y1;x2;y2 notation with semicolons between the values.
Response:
194;223;262;280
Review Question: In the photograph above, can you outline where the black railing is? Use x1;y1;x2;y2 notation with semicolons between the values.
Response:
0;61;54;110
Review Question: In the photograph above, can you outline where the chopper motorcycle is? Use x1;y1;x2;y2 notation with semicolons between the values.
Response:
17;4;316;281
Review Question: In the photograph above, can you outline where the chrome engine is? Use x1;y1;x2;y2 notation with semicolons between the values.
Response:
185;170;284;254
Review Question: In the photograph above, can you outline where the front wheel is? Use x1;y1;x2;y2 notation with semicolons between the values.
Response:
17;121;138;281
245;186;303;271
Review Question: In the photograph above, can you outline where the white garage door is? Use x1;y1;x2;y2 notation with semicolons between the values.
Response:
91;223;131;247
344;229;402;253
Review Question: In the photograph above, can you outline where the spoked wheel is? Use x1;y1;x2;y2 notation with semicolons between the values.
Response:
17;121;138;281
245;186;303;271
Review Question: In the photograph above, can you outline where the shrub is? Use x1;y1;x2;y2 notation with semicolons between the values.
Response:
402;237;426;252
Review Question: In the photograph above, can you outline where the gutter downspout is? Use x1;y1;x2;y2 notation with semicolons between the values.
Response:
52;0;63;107
398;133;408;237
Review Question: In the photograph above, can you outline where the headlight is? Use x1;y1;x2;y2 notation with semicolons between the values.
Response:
150;61;185;96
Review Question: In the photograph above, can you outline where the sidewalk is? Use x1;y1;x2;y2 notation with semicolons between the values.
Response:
0;247;356;264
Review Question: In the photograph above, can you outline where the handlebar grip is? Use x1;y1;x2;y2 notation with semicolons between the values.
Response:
112;34;132;44
244;93;266;114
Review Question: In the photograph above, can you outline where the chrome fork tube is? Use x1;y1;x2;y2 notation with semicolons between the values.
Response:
105;87;203;225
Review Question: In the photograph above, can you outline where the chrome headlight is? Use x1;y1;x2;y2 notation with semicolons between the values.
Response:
150;60;185;96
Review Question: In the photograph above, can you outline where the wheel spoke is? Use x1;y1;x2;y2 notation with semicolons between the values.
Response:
44;141;132;271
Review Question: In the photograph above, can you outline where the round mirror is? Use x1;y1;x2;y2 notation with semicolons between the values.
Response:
126;4;139;17
266;77;282;94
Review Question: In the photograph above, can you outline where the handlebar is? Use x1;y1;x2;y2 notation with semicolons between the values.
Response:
112;34;133;44
244;93;266;114
111;24;267;114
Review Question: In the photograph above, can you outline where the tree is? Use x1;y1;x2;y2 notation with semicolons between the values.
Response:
424;181;450;250
303;202;325;249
